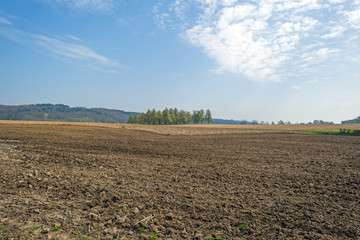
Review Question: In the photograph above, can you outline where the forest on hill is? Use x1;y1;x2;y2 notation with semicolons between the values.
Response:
0;104;133;123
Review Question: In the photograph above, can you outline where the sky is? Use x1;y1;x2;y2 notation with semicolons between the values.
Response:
0;0;359;123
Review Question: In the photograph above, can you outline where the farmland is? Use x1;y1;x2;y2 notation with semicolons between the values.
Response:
0;121;359;239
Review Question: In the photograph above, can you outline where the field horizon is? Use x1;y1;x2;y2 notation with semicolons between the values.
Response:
1;120;360;134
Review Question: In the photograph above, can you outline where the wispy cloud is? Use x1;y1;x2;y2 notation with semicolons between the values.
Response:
343;7;360;29
0;10;17;26
321;25;346;39
157;0;360;82
153;4;171;30
32;34;119;68
300;48;340;66
65;34;82;42
0;25;121;71
0;17;12;25
45;0;114;13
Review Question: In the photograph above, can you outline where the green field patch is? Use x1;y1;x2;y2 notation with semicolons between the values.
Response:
298;129;360;136
51;226;62;232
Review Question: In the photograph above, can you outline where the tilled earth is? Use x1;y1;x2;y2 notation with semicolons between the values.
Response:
0;123;359;239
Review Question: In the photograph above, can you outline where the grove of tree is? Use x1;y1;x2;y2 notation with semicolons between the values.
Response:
127;108;213;125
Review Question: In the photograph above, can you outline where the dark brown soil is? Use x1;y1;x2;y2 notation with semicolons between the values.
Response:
0;123;359;239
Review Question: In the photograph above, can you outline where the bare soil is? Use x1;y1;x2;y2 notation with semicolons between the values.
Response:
0;122;359;239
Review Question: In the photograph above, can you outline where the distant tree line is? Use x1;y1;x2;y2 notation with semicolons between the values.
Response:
342;116;360;124
127;108;213;125
276;120;334;125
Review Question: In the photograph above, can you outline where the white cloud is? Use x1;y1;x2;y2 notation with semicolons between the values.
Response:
0;26;121;71
65;34;82;42
46;0;114;12
153;12;171;30
185;0;320;81
33;34;118;67
157;0;360;82
272;0;322;12
169;0;189;20
328;0;345;3
300;48;340;67
0;10;17;26
321;25;346;39
0;17;12;25
344;8;360;29
0;27;27;43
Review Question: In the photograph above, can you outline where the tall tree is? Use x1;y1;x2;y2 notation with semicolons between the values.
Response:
186;111;192;124
162;108;172;125
127;114;134;124
145;109;151;124
169;108;175;124
199;109;205;123
139;113;145;124
179;110;186;124
192;110;200;124
174;108;179;124
134;113;139;124
156;110;163;125
151;109;157;125
205;109;213;124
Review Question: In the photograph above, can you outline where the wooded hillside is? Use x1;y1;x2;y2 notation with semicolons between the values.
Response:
0;104;134;123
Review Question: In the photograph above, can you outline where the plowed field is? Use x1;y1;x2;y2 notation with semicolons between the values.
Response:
0;122;359;239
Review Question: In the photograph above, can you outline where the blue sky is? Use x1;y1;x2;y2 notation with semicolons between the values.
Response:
0;0;359;123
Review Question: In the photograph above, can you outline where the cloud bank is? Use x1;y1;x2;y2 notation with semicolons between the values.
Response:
161;0;360;82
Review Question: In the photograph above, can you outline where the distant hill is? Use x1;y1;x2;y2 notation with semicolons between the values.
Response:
0;104;135;123
342;116;360;124
4;104;344;125
1;104;251;124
